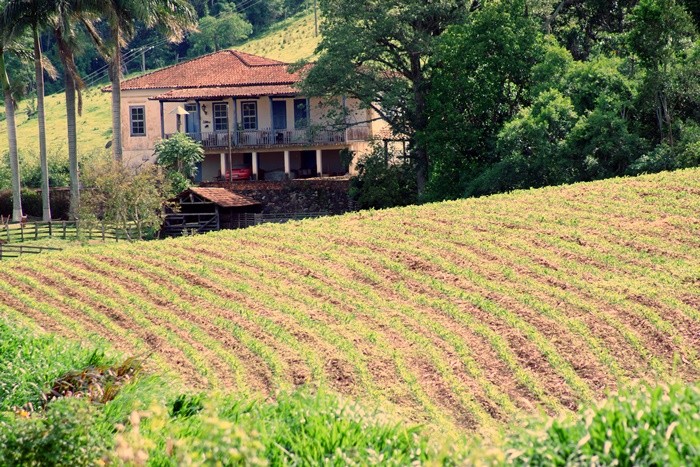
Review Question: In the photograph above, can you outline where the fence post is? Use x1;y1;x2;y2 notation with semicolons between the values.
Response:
5;224;8;243
48;221;52;238
34;222;39;240
20;224;24;242
63;221;67;240
101;221;106;242
0;244;2;260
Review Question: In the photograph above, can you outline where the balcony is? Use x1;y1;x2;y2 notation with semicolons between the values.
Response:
166;127;371;150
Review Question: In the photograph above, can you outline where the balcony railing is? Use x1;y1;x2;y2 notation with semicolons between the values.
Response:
166;127;371;149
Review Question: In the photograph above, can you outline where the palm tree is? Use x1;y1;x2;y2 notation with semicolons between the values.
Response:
84;0;196;162
0;7;24;222
53;0;90;219
4;0;58;221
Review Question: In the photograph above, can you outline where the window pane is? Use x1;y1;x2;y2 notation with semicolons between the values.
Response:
242;102;257;130
294;99;308;128
214;103;228;131
130;106;145;136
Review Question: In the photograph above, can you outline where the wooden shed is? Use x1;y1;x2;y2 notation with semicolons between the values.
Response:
162;187;262;237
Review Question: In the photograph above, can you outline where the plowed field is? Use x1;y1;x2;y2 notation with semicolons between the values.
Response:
3;169;699;431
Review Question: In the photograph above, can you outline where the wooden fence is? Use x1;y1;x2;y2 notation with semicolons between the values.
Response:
0;244;63;260
1;221;140;244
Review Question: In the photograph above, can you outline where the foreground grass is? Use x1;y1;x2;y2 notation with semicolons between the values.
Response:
1;169;698;431
2;318;700;465
0;319;460;465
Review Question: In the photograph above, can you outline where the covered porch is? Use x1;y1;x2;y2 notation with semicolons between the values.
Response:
198;149;348;182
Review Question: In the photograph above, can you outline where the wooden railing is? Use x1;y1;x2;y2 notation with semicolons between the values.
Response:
1;220;140;244
167;126;371;149
0;244;63;260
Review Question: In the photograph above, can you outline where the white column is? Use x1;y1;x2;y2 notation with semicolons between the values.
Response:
284;150;291;178
220;153;226;176
316;149;323;177
252;152;259;179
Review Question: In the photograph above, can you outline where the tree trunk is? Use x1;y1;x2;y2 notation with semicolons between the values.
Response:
34;27;51;221
111;24;123;163
65;68;80;220
1;48;22;222
410;54;429;196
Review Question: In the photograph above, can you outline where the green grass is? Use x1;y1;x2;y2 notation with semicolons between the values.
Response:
2;316;700;465
0;318;460;465
499;382;700;465
1;169;699;432
237;12;320;63
0;88;112;160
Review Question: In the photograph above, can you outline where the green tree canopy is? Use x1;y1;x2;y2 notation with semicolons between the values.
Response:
300;0;473;193
422;0;543;200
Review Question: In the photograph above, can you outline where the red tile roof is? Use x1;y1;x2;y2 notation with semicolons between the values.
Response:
185;187;261;208
117;50;307;92
151;84;298;101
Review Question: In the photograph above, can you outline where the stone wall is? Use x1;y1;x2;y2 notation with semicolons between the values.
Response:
202;179;356;214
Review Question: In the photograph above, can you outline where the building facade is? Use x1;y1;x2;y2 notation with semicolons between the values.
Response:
115;50;386;182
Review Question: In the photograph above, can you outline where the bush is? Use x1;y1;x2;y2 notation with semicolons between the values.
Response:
155;133;204;183
0;399;109;467
0;189;71;220
19;189;42;218
79;160;172;241
350;146;417;209
138;389;459;466
500;382;700;465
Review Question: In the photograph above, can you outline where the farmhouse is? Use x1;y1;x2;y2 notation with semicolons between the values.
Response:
115;49;387;181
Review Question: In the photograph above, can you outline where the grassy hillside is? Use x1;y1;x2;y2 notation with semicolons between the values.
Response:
1;169;698;433
237;12;320;63
0;13;320;158
0;88;112;161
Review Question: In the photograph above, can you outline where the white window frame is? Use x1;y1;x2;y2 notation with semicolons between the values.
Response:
213;102;229;132
241;101;258;130
130;106;146;137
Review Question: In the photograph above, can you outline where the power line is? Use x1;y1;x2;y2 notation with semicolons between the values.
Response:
76;0;294;88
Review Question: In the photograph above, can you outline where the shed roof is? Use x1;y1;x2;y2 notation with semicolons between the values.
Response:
182;187;261;208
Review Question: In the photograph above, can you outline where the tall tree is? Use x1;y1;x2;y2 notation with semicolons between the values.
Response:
627;0;696;145
4;0;57;221
53;0;88;219
422;0;543;200
300;0;473;194
0;6;24;222
85;0;196;162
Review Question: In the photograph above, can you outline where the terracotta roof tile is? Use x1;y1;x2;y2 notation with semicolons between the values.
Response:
117;50;307;91
187;187;261;208
151;84;299;101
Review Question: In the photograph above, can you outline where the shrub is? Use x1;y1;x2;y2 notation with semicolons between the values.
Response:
0;399;109;467
350;146;417;209
500;382;700;466
79;160;172;241
20;189;42;218
155;133;204;183
140;389;458;466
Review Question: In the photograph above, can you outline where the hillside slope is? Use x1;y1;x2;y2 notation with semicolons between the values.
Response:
1;170;699;432
0;13;319;158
